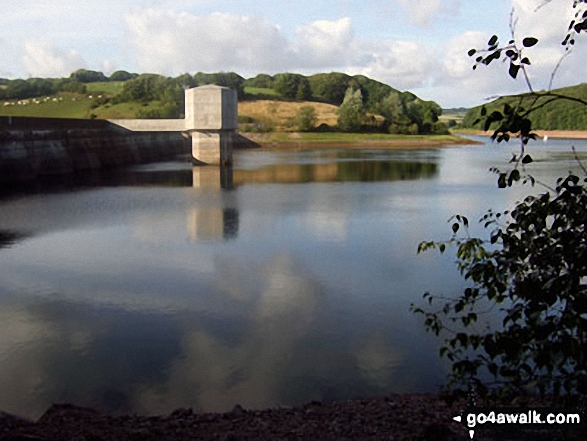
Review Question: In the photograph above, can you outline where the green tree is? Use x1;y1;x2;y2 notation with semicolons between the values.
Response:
244;74;274;88
0;78;58;99
337;87;365;132
109;70;138;81
295;78;313;101
118;74;168;102
55;79;87;94
308;73;351;105
379;91;404;125
296;105;317;132
69;69;109;83
273;73;306;99
175;73;197;89
413;0;587;400
194;72;245;99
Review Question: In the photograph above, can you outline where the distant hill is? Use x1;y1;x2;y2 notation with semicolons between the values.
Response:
461;83;587;130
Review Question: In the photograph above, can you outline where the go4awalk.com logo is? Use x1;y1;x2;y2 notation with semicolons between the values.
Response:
452;407;585;439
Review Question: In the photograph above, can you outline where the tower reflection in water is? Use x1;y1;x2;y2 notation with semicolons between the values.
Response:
188;166;239;242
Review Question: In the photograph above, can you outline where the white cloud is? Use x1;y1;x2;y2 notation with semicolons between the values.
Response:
349;40;437;90
294;17;355;67
0;38;17;77
100;59;118;76
125;10;437;92
126;10;293;74
394;0;460;26
22;41;86;78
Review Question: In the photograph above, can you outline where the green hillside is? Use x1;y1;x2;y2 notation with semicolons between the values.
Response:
0;69;449;135
461;83;587;130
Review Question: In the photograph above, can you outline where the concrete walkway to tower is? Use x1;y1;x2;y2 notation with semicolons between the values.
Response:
108;85;238;165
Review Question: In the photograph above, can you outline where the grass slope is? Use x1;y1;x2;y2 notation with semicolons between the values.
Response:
0;93;93;119
239;100;341;129
461;83;587;130
85;81;125;95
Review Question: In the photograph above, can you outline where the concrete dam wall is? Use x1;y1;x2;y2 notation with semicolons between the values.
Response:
0;116;190;183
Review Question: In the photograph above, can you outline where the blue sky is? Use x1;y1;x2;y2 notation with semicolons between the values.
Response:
0;0;584;107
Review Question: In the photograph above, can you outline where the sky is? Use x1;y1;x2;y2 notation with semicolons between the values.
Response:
0;0;584;108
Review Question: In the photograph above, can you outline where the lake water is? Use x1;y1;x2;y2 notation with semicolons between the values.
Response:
0;136;586;419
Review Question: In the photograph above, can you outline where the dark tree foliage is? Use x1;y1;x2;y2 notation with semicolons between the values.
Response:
118;74;169;102
175;73;197;89
352;74;401;111
109;70;138;82
413;0;587;400
1;78;51;99
337;87;365;132
296;105;317;132
295;78;313;101
194;72;245;100
69;69;109;83
273;73;307;99
416;176;587;398
0;77;88;99
116;74;183;118
54;79;87;94
308;72;352;105
243;73;274;89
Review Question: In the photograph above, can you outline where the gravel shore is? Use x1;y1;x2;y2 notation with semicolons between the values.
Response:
1;394;582;441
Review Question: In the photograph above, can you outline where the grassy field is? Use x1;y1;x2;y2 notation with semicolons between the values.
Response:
244;87;280;97
0;91;164;120
0;93;93;118
85;81;125;95
239;99;340;128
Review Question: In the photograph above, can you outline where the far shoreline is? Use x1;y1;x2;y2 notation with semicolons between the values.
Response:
240;131;480;149
454;129;587;140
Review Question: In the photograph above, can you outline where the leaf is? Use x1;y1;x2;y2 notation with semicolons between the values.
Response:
480;106;487;116
488;35;498;46
522;154;533;164
505;49;518;61
489;111;503;121
468;49;477;57
522;37;539;47
498;173;507;188
507;169;520;186
521;57;531;65
509;62;520;79
452;223;460;234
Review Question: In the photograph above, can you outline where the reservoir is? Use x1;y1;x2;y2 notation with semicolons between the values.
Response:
0;136;585;418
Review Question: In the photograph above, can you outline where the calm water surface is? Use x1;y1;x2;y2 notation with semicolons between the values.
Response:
0;136;585;418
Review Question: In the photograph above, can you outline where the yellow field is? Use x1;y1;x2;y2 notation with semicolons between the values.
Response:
238;100;340;128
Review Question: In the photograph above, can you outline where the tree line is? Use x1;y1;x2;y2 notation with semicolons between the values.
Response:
0;69;140;100
1;69;448;134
